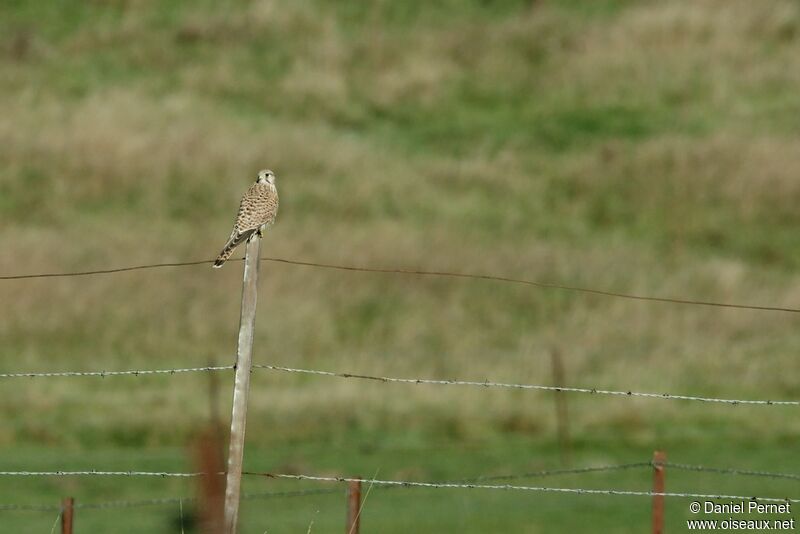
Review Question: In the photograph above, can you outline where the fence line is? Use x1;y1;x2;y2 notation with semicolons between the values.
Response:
0;471;205;477
0;259;215;280
75;488;342;511
0;489;342;514
0;463;647;480
2;359;791;407
247;473;800;504
4;461;798;512
253;364;799;406
0;503;61;512
2;256;798;314
0;464;648;513
4;461;795;484
2;360;791;407
664;462;800;482
0;365;233;379
457;462;651;483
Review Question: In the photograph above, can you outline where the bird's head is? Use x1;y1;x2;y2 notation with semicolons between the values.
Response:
256;169;276;185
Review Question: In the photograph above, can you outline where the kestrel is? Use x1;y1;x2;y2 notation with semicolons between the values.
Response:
213;169;279;268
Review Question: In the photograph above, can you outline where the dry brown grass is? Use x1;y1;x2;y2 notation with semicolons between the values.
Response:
1;0;800;449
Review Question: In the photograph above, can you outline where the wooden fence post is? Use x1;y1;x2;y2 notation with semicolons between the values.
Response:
61;497;74;534
652;450;666;534
550;348;572;466
223;237;262;534
346;479;362;534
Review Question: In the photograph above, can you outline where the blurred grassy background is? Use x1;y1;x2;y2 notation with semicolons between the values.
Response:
1;0;800;531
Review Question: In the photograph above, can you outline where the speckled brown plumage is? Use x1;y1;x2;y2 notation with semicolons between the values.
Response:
214;170;279;268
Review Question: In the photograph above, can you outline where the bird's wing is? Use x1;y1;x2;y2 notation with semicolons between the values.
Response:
233;183;272;232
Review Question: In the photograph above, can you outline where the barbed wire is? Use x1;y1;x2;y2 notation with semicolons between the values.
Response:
0;503;61;512
253;364;799;406
0;360;793;407
0;365;233;379
0;465;647;512
0;464;646;480
0;488;342;514
5;462;793;484
4;461;798;513
353;463;654;498
2;256;798;314
243;487;343;501
664;462;800;482
246;472;799;503
78;487;340;510
457;462;651;484
76;496;190;510
0;471;205;477
0;488;341;515
0;465;656;515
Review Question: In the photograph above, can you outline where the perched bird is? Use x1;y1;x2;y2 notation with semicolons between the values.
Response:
213;169;279;268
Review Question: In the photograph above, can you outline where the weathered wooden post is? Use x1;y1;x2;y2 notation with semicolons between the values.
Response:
652;450;666;534
61;497;74;534
223;237;262;533
346;479;362;534
550;348;572;466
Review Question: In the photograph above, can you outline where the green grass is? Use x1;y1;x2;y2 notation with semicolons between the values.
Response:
3;435;799;533
2;0;800;531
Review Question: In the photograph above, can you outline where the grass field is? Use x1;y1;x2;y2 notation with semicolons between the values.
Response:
4;437;798;533
2;0;800;531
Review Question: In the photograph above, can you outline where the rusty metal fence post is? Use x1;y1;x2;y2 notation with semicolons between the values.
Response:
652;450;666;534
223;236;262;533
346;479;362;534
61;497;74;534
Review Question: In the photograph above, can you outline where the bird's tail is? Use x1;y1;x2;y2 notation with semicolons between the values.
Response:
213;230;254;268
213;243;236;268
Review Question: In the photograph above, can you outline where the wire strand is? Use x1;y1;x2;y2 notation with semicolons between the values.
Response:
0;489;342;514
0;471;205;477
1;256;797;314
663;462;800;482
3;462;794;484
0;503;61;512
75;488;341;510
263;257;800;314
4;462;797;512
455;462;652;484
0;488;341;515
0;464;672;484
253;364;799;406
0;360;792;406
245;472;800;503
0;365;234;379
0;259;215;280
363;463;654;497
